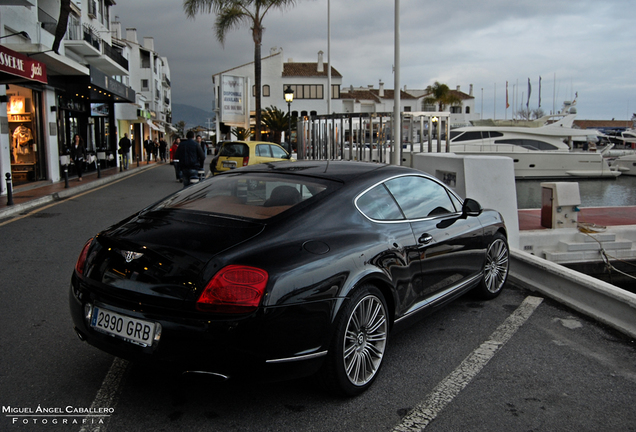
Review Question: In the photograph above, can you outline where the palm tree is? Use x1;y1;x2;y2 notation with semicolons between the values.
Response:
261;105;290;144
183;0;299;141
52;0;72;54
422;82;462;112
232;127;252;141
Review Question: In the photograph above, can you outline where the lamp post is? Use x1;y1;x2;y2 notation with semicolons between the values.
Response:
284;86;294;154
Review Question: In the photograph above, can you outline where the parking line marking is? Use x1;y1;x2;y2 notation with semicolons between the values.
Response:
78;357;129;432
393;295;544;432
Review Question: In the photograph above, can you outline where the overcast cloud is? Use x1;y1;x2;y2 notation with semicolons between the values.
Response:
112;0;635;120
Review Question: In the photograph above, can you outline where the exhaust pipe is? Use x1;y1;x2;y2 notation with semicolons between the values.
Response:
74;327;86;341
182;371;230;381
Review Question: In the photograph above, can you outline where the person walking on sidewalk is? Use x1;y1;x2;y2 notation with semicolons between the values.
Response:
144;136;153;162
118;133;132;170
159;138;167;162
170;138;181;181
175;131;205;187
70;134;87;181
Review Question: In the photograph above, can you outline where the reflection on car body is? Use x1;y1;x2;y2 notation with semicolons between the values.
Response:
70;161;509;396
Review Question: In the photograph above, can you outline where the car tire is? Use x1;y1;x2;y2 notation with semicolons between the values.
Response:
321;284;388;396
475;232;509;300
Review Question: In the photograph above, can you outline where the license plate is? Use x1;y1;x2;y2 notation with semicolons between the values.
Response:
90;306;157;347
222;161;237;168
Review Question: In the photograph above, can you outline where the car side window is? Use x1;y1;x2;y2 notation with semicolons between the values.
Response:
385;176;456;219
256;144;272;157
356;184;405;221
270;145;288;158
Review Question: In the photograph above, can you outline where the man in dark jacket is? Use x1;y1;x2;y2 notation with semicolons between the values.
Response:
118;133;132;169
175;131;205;187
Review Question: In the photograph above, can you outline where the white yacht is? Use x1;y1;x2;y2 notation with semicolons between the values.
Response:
444;113;620;179
611;153;636;176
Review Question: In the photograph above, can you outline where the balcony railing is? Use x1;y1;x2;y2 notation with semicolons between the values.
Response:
83;24;101;51
103;42;129;71
38;7;58;35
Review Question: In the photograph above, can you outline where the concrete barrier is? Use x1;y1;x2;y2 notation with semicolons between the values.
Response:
509;248;636;339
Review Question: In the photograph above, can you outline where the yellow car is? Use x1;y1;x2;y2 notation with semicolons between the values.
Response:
211;141;293;175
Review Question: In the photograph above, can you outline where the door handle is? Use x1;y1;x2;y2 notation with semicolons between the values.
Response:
418;233;433;244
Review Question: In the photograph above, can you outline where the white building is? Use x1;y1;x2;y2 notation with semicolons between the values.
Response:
212;49;343;140
341;82;479;128
0;0;135;191
113;25;173;160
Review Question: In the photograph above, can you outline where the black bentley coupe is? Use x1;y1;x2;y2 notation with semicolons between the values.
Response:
70;160;509;396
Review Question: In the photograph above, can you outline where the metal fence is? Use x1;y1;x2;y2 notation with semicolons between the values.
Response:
296;111;451;166
296;112;394;163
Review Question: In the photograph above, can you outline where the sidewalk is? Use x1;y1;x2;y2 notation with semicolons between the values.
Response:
0;160;160;220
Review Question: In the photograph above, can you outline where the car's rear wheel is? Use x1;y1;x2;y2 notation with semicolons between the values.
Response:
475;232;509;299
322;284;388;396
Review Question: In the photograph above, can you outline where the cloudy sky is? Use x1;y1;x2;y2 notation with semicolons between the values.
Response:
111;0;635;120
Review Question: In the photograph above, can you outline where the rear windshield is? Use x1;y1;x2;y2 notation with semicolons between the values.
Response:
219;143;249;158
150;173;338;220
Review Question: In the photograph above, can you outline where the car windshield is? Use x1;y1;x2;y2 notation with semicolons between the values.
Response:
150;173;337;220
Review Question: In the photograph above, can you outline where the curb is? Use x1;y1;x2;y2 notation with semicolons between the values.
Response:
509;248;636;340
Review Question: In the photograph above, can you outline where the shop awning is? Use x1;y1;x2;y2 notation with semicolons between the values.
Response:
0;44;47;84
147;120;162;131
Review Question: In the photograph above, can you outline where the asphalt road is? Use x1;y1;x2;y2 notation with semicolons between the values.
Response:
0;163;635;432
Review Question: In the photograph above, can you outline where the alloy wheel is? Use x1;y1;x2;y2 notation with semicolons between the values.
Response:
342;294;388;386
484;238;509;294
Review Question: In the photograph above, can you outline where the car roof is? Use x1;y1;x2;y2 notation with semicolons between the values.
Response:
234;160;420;183
221;141;284;148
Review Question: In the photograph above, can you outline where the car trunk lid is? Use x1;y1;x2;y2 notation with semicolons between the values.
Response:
82;211;265;307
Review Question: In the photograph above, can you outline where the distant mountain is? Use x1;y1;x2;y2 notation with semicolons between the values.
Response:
172;103;215;131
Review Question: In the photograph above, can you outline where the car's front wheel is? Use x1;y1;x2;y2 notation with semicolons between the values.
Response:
322;284;388;396
475;232;509;299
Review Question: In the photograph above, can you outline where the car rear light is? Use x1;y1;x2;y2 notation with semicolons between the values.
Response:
75;238;93;275
197;265;268;313
242;156;249;166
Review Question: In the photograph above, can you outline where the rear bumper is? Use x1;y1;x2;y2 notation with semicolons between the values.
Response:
69;279;334;382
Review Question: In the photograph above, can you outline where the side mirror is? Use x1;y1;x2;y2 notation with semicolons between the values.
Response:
462;198;482;217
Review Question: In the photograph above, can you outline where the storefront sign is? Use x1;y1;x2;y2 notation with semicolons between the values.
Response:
0;45;47;84
90;67;133;102
221;74;247;126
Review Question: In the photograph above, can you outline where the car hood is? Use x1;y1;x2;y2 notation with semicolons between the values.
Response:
82;210;265;304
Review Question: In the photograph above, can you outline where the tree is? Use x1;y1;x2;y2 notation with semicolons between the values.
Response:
232;127;252;141
183;0;299;141
422;82;462;112
52;0;72;54
175;121;187;137
261;105;290;144
517;107;545;120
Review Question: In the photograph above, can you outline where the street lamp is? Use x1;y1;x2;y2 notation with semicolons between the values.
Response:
284;85;294;154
